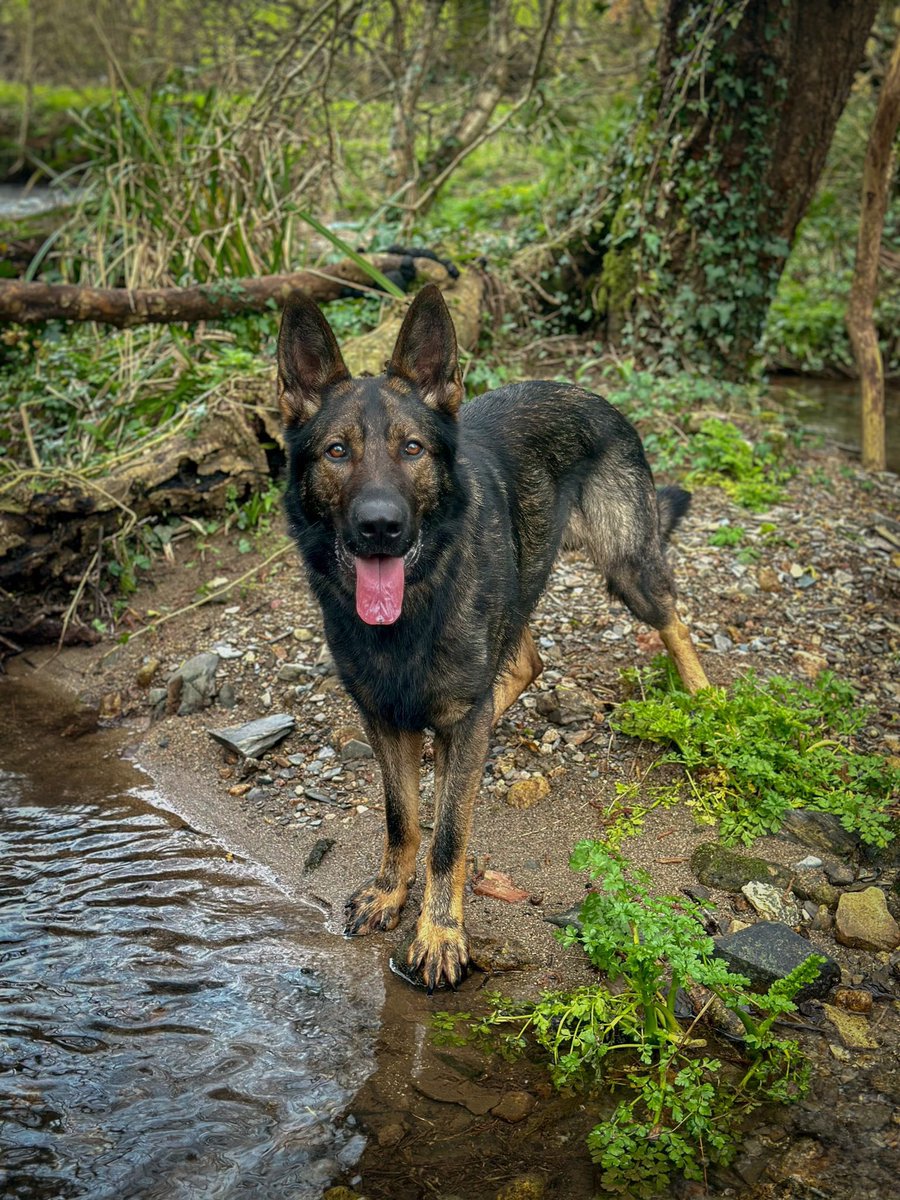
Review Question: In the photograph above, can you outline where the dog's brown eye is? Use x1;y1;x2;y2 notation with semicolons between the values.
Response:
403;440;424;458
325;442;349;460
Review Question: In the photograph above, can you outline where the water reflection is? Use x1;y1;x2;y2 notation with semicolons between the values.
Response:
0;685;374;1200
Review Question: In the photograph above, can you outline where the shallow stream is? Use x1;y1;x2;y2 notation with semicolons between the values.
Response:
0;677;378;1199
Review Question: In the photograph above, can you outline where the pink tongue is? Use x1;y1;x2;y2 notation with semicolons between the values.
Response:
354;555;405;625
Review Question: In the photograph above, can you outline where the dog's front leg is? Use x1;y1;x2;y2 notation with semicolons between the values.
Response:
406;700;493;991
345;723;423;936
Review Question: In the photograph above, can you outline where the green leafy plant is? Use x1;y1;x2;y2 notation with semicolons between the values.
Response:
708;524;745;547
613;659;898;847
437;842;817;1196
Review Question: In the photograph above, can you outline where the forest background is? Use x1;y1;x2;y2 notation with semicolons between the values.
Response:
0;0;898;638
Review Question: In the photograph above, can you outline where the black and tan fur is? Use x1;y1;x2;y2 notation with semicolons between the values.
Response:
278;285;709;990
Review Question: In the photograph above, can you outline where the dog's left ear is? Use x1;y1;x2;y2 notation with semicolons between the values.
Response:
277;293;351;426
387;284;463;416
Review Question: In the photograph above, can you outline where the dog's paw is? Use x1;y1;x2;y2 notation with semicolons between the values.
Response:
344;878;409;937
405;920;469;992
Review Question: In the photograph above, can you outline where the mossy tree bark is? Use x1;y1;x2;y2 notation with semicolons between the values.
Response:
559;0;879;375
846;31;900;473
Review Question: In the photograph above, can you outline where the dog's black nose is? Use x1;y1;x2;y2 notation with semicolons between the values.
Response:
353;495;406;546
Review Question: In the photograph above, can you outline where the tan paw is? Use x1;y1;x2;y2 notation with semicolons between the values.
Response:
344;877;409;937
406;919;469;992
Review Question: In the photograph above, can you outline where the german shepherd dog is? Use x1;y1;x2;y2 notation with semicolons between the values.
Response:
278;285;708;991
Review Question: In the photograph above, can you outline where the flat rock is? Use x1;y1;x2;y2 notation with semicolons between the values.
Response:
714;922;840;1000
692;843;792;893
472;869;529;903
821;1003;880;1050
207;713;296;759
544;903;583;933
779;809;861;857
414;1072;502;1115
741;881;803;925
824;861;855;886
535;686;597;725
834;887;900;952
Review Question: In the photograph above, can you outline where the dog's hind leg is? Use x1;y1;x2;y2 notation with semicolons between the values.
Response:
493;629;543;724
571;482;709;694
345;724;423;937
406;700;493;991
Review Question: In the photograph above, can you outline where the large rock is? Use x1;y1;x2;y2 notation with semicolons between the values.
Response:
207;713;296;759
779;810;861;857
714;922;840;1000
691;843;792;893
834;888;900;952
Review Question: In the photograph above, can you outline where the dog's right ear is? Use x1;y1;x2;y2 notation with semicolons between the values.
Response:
277;294;351;426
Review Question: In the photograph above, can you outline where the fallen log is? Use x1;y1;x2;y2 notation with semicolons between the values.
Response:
0;268;486;641
0;254;448;328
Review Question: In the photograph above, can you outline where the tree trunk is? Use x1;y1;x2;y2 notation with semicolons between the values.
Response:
0;254;450;328
846;31;900;473
556;0;879;375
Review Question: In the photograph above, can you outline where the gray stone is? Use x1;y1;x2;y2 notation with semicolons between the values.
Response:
341;738;374;762
147;687;168;719
779;809;861;857
691;843;792;893
835;888;900;952
714;922;840;1000
169;651;220;715
544;903;584;933
535;685;597;726
207;713;295;758
277;662;313;682
823;861;855;886
792;855;823;870
217;681;237;708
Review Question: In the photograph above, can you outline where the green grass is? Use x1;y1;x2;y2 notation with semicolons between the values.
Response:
612;658;899;848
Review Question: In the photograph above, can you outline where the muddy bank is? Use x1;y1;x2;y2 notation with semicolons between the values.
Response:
5;434;899;1198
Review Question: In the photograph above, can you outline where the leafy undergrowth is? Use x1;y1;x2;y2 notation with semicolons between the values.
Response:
613;658;899;848
436;843;819;1197
600;362;791;510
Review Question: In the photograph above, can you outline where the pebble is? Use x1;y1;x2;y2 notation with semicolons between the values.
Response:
505;775;550;810
491;1091;536;1123
792;856;823;870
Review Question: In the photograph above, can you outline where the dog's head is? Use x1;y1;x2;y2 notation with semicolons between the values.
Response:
278;284;463;625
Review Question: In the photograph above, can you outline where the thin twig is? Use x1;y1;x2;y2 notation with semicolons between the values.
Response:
119;540;293;646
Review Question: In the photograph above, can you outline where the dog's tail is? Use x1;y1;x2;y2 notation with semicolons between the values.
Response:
656;485;691;542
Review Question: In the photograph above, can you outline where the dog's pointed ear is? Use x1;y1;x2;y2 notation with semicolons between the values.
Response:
277;293;351;426
387;284;463;416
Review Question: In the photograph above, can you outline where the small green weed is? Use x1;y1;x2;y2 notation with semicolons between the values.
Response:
613;659;898;847
437;843;818;1196
708;524;745;548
